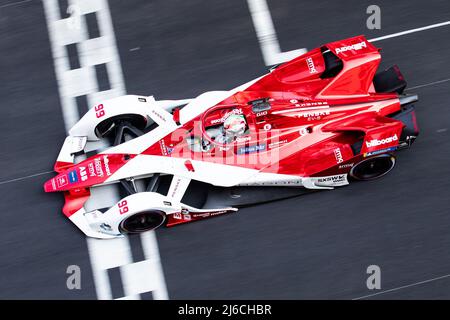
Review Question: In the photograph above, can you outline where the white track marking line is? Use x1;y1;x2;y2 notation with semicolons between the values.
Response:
369;20;450;42
43;0;81;131
248;0;450;67
141;231;169;300
43;0;168;300
0;171;53;185
352;273;450;300
86;236;134;299
407;78;450;91
247;0;306;66
0;0;32;9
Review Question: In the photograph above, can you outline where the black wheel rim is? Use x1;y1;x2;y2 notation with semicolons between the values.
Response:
120;210;166;234
351;155;395;181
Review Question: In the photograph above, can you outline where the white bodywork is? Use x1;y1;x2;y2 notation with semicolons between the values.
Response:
56;78;348;239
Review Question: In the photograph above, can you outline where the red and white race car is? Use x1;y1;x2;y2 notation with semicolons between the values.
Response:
44;36;419;239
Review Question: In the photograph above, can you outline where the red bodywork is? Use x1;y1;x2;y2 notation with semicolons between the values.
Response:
143;36;407;176
45;36;417;221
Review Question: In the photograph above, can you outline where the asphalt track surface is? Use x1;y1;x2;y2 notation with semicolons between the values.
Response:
0;0;450;299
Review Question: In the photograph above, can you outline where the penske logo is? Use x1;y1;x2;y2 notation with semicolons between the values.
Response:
335;41;367;54
366;134;398;148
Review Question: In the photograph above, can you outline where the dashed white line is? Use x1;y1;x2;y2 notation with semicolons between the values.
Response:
140;231;169;300
407;78;450;91
247;0;307;66
352;273;450;300
369;20;450;42
0;0;32;9
43;0;168;300
0;170;53;185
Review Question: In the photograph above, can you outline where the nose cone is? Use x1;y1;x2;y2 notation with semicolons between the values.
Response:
44;178;56;192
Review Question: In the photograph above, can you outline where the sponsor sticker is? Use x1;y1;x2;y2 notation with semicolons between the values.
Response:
301;110;330;120
306;57;317;74
56;175;68;188
88;162;96;177
173;212;182;220
103;155;112;176
256;111;268;117
236;136;251;143
79;166;88;182
334;148;344;164
339;163;354;169
159;140;168;156
151;109;166;122
335;41;367;54
317;174;347;184
364;146;397;157
94;158;104;177
68;170;78;183
237;144;266;155
268;139;287;149
365;134;398;148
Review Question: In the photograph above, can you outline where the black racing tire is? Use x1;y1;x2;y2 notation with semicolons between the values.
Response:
119;210;166;234
350;154;396;181
95;114;147;139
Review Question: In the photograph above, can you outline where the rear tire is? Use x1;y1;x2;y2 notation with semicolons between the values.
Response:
119;210;166;234
350;154;396;181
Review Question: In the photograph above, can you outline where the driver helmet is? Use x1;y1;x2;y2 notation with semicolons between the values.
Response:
223;114;247;138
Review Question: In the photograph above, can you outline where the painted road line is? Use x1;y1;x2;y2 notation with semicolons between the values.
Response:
0;0;32;9
369;20;450;42
246;0;307;66
141;231;169;300
353;273;450;300
43;0;168;300
248;0;450;67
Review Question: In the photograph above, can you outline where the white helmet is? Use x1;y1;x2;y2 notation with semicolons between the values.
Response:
223;114;246;137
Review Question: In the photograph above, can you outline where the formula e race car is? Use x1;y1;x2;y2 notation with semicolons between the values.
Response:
44;35;419;239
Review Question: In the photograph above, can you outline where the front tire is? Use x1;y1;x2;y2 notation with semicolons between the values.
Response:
350;154;396;181
119;210;166;234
